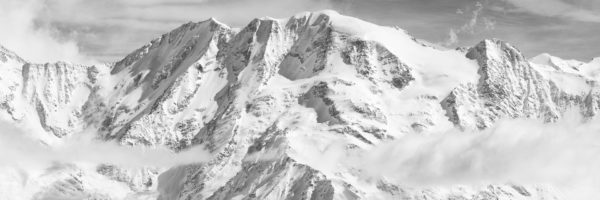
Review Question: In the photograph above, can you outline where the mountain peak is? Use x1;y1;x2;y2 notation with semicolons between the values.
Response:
467;39;525;63
206;17;229;28
478;38;519;52
290;9;340;19
0;44;11;54
286;10;399;37
530;53;560;66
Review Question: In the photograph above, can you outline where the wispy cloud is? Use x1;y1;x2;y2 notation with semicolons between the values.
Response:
443;2;495;46
502;0;600;22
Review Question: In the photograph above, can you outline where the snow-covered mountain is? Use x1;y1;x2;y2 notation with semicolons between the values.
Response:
1;10;599;200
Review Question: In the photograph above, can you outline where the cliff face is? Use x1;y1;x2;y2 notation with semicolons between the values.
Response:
441;39;600;130
0;10;597;200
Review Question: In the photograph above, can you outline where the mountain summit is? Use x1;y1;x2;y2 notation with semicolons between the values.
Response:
0;11;597;200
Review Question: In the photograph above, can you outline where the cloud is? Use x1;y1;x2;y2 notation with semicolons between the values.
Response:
502;0;600;22
0;120;212;168
443;2;495;46
446;29;459;45
0;0;94;64
284;109;600;199
482;17;496;30
350;112;600;200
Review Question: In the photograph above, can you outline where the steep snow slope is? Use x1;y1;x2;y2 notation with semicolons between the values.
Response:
88;19;236;150
0;10;598;200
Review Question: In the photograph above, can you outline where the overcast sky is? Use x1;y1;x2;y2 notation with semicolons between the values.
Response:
0;0;599;64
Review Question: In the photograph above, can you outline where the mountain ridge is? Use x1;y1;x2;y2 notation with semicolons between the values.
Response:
0;10;598;200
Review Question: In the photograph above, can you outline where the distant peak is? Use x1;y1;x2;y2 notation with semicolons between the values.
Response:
0;44;15;55
206;17;229;28
535;53;553;58
530;53;586;73
478;38;513;48
531;53;585;65
0;44;26;63
530;53;555;65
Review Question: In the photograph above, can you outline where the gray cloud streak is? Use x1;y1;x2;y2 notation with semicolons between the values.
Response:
502;0;600;22
443;1;489;46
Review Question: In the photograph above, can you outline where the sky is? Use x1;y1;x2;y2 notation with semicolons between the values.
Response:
0;0;599;64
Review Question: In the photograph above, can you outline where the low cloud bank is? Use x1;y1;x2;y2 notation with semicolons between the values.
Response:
352;112;600;199
502;0;600;22
2;112;600;199
0;121;211;168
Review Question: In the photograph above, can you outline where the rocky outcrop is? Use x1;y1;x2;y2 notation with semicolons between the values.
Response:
21;62;98;137
96;164;159;192
441;39;600;130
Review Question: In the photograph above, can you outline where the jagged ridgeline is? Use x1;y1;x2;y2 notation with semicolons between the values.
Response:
1;10;599;200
